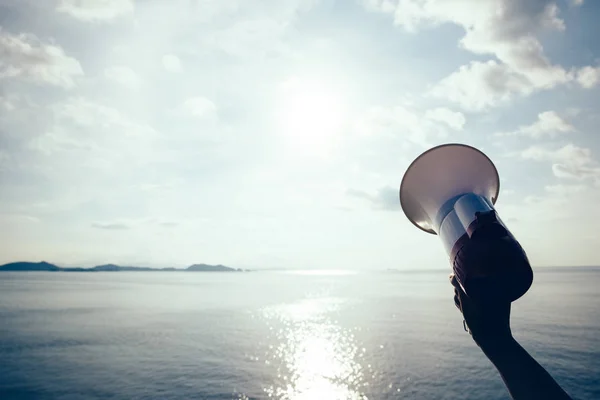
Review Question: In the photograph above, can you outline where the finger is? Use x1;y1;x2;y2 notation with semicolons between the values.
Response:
450;275;467;296
449;274;459;288
451;275;463;310
451;277;472;312
454;292;461;310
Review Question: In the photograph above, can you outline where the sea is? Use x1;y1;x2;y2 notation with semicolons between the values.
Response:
1;268;599;400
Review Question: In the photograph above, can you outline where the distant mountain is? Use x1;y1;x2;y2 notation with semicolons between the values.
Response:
186;264;238;272
0;261;242;272
0;261;60;271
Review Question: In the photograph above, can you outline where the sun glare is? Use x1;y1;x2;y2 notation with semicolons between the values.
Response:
277;77;346;156
261;298;365;399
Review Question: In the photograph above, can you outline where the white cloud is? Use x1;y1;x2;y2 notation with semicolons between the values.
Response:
354;104;465;146
346;186;399;211
0;149;10;172
0;213;40;224
521;143;590;163
31;97;157;166
0;96;15;111
366;0;566;71
552;163;600;181
570;0;584;6
519;111;575;138
92;221;131;230
429;61;533;110
544;183;586;195
423;107;466;130
92;218;179;230
365;0;579;109
498;111;574;138
576;66;600;89
158;220;179;228
179;97;217;119
162;54;182;73
56;0;134;22
53;97;153;134
505;182;597;224
196;1;319;59
0;30;83;88
521;143;600;181
104;66;142;88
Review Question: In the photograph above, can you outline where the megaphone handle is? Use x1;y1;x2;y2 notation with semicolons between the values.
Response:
451;222;533;303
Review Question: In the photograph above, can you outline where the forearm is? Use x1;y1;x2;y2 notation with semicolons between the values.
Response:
480;336;572;400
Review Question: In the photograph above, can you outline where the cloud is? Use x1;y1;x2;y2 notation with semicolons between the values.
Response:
430;60;535;110
521;143;600;180
162;54;182;73
92;221;131;230
0;30;83;88
0;96;15;111
179;97;217;119
30;97;157;167
0;149;8;171
576;66;600;89
56;0;134;22
544;183;586;195
499;180;600;260
346;186;399;211
364;0;581;109
92;218;179;230
521;143;591;163
158;220;179;228
136;179;184;192
497;111;575;138
507;182;596;223
104;66;142;88
199;15;297;60
0;214;40;224
53;97;153;133
49;97;154;135
355;104;465;146
570;0;584;6
423;107;466;130
520;111;575;137
552;164;600;181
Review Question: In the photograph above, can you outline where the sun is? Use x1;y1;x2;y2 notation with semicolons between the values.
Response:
276;77;346;156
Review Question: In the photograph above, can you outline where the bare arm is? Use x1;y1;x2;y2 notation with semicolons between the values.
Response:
450;275;572;400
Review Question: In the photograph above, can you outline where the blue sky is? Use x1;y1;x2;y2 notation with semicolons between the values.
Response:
1;0;599;269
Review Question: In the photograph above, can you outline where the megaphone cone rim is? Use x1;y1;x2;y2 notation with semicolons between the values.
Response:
399;143;501;235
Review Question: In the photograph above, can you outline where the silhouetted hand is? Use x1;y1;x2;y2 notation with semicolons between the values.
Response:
450;274;512;349
449;274;573;399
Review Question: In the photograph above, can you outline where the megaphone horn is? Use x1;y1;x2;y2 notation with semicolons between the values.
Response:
399;144;533;303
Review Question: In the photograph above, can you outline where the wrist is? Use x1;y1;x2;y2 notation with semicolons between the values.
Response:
475;332;515;354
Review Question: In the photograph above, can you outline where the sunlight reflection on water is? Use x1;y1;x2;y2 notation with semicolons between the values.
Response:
261;297;366;400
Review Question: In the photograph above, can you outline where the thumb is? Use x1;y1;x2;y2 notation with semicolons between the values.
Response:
450;274;470;309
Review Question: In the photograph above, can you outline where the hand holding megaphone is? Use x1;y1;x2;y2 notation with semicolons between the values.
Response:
399;144;533;303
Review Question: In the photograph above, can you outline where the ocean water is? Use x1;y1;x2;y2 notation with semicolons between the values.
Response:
0;268;599;400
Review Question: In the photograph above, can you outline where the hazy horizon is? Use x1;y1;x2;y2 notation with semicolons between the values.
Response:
2;0;600;269
2;259;600;271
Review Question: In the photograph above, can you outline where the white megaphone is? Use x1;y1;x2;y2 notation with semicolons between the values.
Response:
400;144;533;302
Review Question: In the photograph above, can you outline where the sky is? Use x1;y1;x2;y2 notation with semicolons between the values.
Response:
1;0;600;269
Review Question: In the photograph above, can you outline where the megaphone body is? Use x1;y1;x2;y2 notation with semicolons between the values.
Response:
400;144;533;303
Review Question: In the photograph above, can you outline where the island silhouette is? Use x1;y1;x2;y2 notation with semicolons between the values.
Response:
0;261;245;272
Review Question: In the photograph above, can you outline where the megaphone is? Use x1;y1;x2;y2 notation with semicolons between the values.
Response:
399;144;533;302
